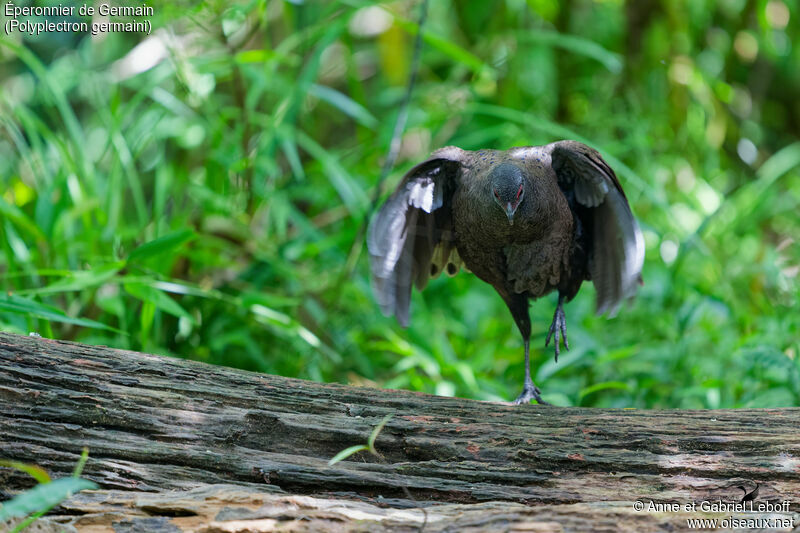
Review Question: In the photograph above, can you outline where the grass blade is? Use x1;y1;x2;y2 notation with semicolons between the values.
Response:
0;477;98;522
128;230;197;263
328;445;368;466
519;31;623;73
0;295;120;332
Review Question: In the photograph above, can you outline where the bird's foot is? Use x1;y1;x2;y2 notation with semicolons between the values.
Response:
545;301;569;362
512;382;551;406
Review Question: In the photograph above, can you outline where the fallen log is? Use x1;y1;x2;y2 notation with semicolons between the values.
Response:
1;332;798;532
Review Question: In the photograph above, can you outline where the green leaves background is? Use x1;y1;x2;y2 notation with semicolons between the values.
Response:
0;0;798;407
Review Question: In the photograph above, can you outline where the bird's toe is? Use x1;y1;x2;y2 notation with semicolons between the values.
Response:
546;302;569;361
512;384;550;406
558;309;569;351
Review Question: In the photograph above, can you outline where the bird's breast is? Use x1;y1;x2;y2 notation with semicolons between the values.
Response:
451;189;511;245
451;191;557;247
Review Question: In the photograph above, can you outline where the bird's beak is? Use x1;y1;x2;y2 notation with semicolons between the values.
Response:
505;203;515;225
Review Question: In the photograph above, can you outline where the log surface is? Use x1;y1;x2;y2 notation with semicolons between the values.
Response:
1;333;799;532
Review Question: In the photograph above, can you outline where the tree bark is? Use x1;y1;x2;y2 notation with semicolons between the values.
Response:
1;333;798;532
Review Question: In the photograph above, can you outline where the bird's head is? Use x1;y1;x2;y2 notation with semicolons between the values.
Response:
489;162;525;225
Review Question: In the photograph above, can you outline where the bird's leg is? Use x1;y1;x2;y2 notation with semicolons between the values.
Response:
545;294;569;362
513;337;550;405
505;293;550;406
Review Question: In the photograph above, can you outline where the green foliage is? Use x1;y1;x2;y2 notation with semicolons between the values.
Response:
0;449;97;531
0;478;98;524
329;414;394;465
0;461;50;485
1;0;798;408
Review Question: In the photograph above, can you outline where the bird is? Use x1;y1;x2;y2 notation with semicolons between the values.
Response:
367;141;644;405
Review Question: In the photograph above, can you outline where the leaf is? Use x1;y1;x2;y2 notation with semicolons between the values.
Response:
744;388;796;408
278;129;306;181
0;295;119;332
7;221;33;266
123;282;196;324
248;303;341;363
235;49;276;64
19;262;124;295
737;141;800;217
149;280;229;301
578;381;630;400
328;445;369;466
0;477;98;522
394;18;488;74
295;131;367;215
273;21;345;127
128;230;196;263
367;414;393;452
72;448;90;478
706;141;800;236
756;141;800;183
519;31;623;73
0;461;51;484
222;5;247;38
0;197;45;242
309;84;378;129
0;39;90;182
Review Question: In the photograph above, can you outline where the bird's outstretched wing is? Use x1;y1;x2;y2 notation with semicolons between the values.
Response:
367;148;465;326
548;140;644;316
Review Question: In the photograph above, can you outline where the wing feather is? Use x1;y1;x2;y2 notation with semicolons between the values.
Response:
549;141;644;316
367;152;464;326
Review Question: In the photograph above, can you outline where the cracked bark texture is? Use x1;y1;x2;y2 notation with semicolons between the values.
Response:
1;333;798;532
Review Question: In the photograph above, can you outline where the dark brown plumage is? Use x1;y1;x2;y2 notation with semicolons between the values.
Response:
367;141;644;404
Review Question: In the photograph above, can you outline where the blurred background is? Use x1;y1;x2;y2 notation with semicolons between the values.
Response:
0;0;798;408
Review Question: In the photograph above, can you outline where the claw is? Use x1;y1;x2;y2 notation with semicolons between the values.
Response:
513;383;551;405
545;297;569;363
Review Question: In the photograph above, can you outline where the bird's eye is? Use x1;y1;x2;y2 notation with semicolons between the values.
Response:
494;190;500;199
516;185;523;200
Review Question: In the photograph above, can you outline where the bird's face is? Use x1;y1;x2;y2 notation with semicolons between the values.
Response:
489;163;525;225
